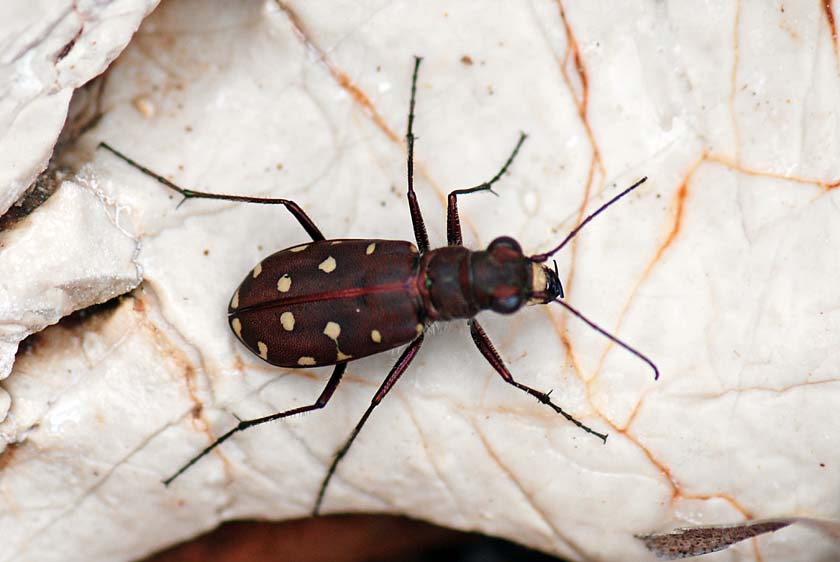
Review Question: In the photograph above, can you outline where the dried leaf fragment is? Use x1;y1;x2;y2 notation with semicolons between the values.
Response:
638;517;840;559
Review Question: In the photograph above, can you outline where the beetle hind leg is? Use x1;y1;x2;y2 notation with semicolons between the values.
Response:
163;362;347;487
468;319;608;443
98;142;325;241
405;56;431;252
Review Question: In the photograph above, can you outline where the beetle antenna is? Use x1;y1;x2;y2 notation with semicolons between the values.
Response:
554;299;659;380
532;177;647;262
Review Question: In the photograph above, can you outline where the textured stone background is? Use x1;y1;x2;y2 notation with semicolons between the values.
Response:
1;1;839;561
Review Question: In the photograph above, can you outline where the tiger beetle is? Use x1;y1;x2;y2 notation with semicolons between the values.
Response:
99;56;658;515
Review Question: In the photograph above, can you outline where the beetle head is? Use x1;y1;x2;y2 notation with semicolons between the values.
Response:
467;236;526;314
469;236;558;314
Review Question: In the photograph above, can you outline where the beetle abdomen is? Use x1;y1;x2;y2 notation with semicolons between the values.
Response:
228;239;423;367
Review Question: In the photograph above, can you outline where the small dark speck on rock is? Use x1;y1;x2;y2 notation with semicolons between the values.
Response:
460;55;473;66
203;249;209;256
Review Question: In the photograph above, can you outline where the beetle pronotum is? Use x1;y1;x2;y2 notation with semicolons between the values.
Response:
100;57;658;515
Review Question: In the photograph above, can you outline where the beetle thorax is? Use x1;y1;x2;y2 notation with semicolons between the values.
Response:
418;237;536;321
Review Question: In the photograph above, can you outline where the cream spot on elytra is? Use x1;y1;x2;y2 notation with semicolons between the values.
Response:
323;321;341;340
231;318;242;338
371;329;382;343
337;351;352;361
252;263;262;278
319;256;337;273
277;274;292;293
230;290;239;309
298;356;316;366
366;243;376;255
257;341;268;360
331;240;343;245
290;244;308;252
415;323;424;335
281;311;295;331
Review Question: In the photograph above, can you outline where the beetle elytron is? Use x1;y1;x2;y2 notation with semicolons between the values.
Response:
100;57;658;515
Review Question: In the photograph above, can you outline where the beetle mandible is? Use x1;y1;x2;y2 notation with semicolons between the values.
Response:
99;56;658;515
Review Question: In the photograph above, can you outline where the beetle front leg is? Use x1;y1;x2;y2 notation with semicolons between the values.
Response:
313;333;424;515
468;319;608;443
98;142;325;241
446;132;527;246
163;362;347;486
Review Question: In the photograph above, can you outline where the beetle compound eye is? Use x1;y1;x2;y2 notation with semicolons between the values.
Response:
492;293;523;314
488;236;522;255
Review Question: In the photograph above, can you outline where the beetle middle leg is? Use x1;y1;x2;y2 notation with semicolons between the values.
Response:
468;319;608;443
163;362;347;486
98;142;325;241
446;132;527;246
313;333;425;515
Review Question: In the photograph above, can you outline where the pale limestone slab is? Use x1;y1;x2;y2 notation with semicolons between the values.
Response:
1;1;839;561
0;0;160;215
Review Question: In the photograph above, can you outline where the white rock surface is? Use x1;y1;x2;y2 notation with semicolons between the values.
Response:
0;0;159;215
1;1;839;561
0;176;142;384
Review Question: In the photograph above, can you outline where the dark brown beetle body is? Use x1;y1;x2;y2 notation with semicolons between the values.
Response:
99;56;656;517
229;236;561;368
229;239;423;368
